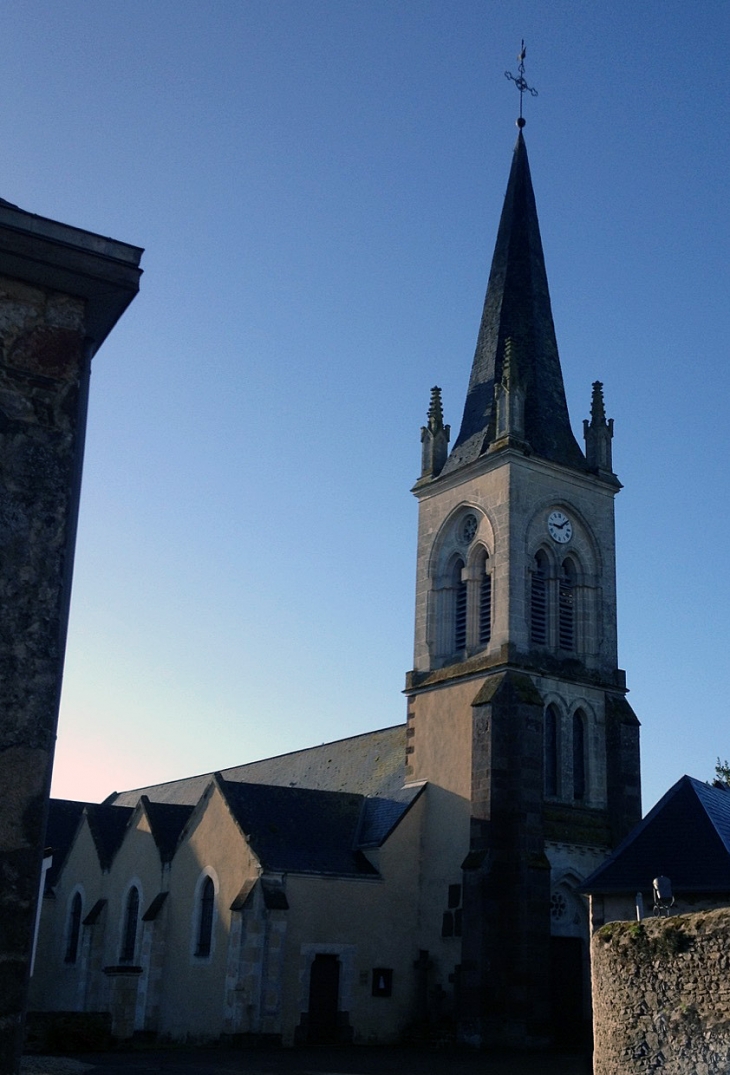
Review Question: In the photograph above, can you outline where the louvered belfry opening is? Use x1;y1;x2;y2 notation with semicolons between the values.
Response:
531;551;548;644
479;553;492;647
454;558;467;652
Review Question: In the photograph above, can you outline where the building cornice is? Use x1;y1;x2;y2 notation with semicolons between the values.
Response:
0;202;143;354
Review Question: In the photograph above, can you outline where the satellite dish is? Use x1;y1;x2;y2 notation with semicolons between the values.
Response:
652;875;675;916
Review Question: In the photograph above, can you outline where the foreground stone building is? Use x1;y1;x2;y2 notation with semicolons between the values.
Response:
0;200;141;1071
30;126;641;1047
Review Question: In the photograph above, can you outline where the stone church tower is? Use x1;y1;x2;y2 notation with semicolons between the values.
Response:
405;131;641;1045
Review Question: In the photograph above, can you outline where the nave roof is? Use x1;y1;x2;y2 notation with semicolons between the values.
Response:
107;724;407;808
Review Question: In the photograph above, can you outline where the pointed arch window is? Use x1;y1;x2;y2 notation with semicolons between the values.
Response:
120;886;139;964
479;550;492;647
573;710;586;801
559;558;576;651
64;891;83;964
545;705;559;798
453;558;467;653
196;876;215;958
531;551;548;644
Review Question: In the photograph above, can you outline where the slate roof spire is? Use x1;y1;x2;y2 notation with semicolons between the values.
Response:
442;131;585;475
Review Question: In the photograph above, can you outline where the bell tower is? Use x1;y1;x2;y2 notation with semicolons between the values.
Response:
405;129;641;1046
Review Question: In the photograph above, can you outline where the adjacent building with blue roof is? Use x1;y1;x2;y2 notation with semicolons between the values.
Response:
582;775;730;929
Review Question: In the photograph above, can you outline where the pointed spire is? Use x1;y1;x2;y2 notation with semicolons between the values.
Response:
441;132;585;475
583;380;615;477
419;386;450;481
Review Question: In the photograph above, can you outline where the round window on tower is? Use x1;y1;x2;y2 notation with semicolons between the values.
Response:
460;514;478;545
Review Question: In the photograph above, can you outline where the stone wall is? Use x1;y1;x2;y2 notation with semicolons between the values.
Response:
592;906;730;1074
0;203;141;1074
0;276;90;1070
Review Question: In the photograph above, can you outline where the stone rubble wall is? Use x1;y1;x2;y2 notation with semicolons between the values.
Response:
591;906;730;1074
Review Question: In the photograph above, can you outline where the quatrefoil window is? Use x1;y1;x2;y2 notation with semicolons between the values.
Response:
460;514;478;544
550;892;567;921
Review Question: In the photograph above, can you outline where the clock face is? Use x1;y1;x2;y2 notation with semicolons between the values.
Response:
547;510;572;544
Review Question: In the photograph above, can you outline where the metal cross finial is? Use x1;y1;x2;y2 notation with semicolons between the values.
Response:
505;40;538;128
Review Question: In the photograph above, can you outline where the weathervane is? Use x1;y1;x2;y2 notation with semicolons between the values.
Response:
505;40;538;128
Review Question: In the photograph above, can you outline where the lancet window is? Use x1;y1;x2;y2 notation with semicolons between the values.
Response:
545;704;559;798
120;885;139;964
573;710;587;801
195;876;215;958
64;891;83;964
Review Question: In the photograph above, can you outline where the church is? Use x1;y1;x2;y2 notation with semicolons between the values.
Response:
29;123;641;1049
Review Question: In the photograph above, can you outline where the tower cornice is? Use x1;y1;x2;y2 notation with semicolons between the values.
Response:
412;443;621;503
405;649;628;697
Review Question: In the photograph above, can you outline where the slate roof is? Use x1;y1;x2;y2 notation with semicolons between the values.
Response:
109;724;407;807
44;798;94;889
582;776;730;894
357;786;424;847
217;777;378;878
140;798;194;862
442;131;585;476
46;730;419;880
85;804;134;870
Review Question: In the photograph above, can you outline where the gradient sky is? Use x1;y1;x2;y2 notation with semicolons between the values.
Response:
3;1;728;814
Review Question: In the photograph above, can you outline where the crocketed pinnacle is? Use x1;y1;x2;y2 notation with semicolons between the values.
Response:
583;379;616;477
442;131;585;474
427;385;445;432
419;385;450;481
589;380;607;425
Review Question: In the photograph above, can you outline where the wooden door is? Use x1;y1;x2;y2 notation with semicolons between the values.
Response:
307;954;340;1043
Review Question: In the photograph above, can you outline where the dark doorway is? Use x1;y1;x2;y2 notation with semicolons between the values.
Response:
307;954;340;1043
549;936;586;1046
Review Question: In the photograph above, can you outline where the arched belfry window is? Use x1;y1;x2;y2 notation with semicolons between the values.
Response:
196;876;215;958
64;891;83;964
573;710;587;801
531;551;549;645
453;558;467;653
559;558;576;651
478;549;492;647
429;512;494;666
120;885;139;964
545;705;559;798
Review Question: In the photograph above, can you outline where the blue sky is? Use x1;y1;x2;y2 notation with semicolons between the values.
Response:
3;1;729;813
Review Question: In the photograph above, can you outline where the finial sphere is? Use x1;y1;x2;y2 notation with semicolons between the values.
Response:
516;117;526;128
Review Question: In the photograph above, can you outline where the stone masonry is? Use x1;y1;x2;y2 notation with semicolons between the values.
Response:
591;906;730;1075
0;202;141;1075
